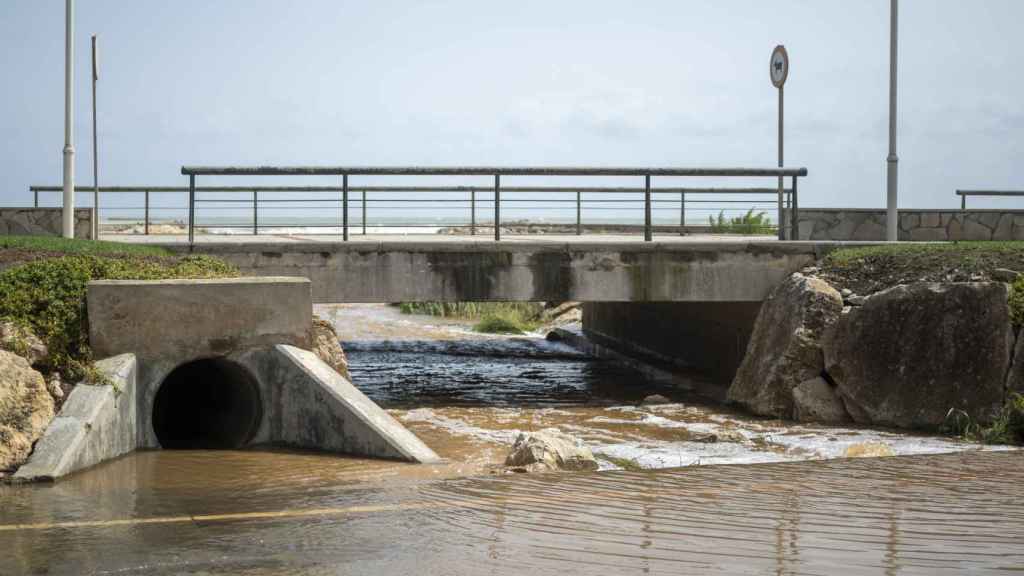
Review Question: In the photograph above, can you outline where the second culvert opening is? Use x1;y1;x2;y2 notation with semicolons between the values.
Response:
152;358;262;449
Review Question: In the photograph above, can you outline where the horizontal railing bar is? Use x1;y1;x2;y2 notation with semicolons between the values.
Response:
33;185;794;194
955;190;1024;196
180;166;809;177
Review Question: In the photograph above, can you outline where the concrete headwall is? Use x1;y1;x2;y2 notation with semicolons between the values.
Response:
784;208;1024;241
582;301;762;386
170;241;824;303
0;207;92;239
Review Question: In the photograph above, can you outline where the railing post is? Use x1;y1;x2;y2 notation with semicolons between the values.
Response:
679;191;685;236
576;190;582;236
961;193;966;211
342;174;349;242
778;177;785;241
253;190;258;235
144;190;149;235
33;189;38;208
790;175;799;241
362;189;367;235
470;189;476;235
644;175;652;242
494;175;501;242
188;175;195;246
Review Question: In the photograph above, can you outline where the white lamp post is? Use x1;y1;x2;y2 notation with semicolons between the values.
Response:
62;0;75;238
886;0;899;242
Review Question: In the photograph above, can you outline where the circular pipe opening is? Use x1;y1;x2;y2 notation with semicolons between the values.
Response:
152;358;262;449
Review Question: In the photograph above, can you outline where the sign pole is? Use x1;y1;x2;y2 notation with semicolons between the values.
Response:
886;0;899;241
770;45;789;240
62;0;75;238
91;34;99;240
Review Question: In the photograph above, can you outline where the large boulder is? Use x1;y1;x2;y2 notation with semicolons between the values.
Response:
792;377;850;424
0;350;55;472
727;273;844;418
310;317;350;380
824;283;1012;429
0;321;48;366
505;429;599;472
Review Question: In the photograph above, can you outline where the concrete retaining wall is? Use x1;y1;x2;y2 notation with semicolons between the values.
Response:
582;302;762;387
784;208;1024;241
0;207;92;239
170;242;826;303
13;354;137;482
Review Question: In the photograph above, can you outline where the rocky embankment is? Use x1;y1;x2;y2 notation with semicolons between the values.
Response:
728;267;1023;435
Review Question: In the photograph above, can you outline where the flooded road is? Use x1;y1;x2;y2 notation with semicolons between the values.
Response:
1;304;1020;574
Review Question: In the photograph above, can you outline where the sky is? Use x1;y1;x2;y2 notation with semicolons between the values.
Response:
0;0;1022;218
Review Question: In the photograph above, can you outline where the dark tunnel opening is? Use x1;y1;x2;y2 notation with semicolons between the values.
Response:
152;358;262;449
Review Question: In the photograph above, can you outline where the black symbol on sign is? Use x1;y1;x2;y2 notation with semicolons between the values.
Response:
774;61;783;73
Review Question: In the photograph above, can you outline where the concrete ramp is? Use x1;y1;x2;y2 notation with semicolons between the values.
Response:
270;345;441;463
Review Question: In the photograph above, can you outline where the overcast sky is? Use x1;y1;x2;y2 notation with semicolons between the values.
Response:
1;0;1022;211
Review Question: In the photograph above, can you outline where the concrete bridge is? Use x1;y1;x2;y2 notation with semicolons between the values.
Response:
160;238;850;303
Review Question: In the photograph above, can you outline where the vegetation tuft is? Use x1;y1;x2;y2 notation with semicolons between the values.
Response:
398;301;544;334
0;238;237;381
708;209;774;235
941;394;1024;446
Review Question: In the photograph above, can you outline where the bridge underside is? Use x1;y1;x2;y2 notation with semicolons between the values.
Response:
165;241;844;303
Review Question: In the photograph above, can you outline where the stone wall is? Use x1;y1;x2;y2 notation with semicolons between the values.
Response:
784;208;1024;241
0;208;92;239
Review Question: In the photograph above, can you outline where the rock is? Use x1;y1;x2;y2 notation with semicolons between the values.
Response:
727;273;844;418
690;429;746;443
992;268;1021;283
840;288;853;298
823;283;1012;430
1006;332;1024;396
504;429;599;472
641;394;672;406
310;316;350;380
846;294;867;306
0;321;48;366
47;376;64;401
843;442;895;458
0;350;55;472
792;377;850;424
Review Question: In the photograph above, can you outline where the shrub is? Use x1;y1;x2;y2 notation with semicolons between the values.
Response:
474;313;532;334
1010;275;1024;327
708;209;773;234
0;254;237;380
941;393;1024;445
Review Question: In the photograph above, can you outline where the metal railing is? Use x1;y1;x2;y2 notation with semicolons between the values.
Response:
177;166;807;244
956;190;1024;210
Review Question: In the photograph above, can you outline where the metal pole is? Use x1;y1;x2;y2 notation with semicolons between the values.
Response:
33;189;38;208
778;85;785;240
342;174;349;241
791;175;799;241
61;0;75;238
576;190;582;236
470;189;476;235
680;191;686;236
362;189;367;235
961;194;966;211
252;191;258;235
188;175;195;245
494;175;501;241
91;34;99;240
144;190;149;235
887;0;899;241
644;175;652;242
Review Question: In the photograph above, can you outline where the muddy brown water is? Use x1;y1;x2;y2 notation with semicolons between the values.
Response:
0;304;1020;574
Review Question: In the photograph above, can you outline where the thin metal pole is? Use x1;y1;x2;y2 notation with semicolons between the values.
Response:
494;175;501;241
342;174;349;241
252;191;258;235
144;190;149;235
791;176;799;241
778;84;785;240
680;191;686;236
61;0;75;238
886;0;899;241
362;189;367;235
91;34;99;240
644;175;652;242
576;190;582;236
188;175;195;245
470;189;476;235
961;194;966;211
33;189;38;208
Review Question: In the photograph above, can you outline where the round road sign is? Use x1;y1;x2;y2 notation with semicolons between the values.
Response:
770;45;789;88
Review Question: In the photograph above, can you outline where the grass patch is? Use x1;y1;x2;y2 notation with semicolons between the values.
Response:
0;243;237;381
708;209;775;235
599;454;646;472
398;301;545;334
941;394;1024;445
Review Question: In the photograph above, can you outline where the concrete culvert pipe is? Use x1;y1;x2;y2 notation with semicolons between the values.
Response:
152;358;262;449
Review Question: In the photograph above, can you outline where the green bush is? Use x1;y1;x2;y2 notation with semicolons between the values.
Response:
941;393;1024;445
707;209;773;234
1010;275;1024;327
473;313;535;334
0;254;237;380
